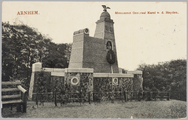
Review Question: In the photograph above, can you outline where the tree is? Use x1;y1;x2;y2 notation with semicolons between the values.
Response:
122;68;127;74
137;59;186;101
42;43;71;68
2;22;72;90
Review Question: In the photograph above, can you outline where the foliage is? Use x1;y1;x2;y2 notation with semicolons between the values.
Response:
2;22;72;90
34;71;52;104
122;68;127;74
42;43;72;68
52;77;68;106
137;59;186;101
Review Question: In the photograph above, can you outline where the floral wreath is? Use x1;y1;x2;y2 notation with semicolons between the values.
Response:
106;49;116;64
112;77;118;85
71;77;79;85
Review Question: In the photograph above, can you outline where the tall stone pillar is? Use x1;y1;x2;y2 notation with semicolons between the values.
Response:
94;10;119;73
69;8;119;73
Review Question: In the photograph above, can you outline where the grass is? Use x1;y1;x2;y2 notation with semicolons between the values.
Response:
1;100;186;118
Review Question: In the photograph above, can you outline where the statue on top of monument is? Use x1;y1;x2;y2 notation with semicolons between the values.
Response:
102;5;110;12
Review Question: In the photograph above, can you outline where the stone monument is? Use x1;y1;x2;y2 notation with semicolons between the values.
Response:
29;5;143;101
69;5;119;73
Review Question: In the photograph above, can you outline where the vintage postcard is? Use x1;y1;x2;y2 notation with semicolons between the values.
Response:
1;1;187;118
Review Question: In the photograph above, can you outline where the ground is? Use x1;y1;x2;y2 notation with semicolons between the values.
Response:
1;100;187;118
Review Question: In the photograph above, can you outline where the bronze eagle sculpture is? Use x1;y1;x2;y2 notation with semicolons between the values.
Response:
102;5;110;12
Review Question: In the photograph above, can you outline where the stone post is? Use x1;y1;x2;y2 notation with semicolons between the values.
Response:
28;62;42;100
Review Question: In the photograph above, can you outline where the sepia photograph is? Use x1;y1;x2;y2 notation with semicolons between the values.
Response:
1;1;187;118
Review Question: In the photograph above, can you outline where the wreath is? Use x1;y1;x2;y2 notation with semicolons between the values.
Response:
106;49;116;64
71;77;79;85
112;78;118;85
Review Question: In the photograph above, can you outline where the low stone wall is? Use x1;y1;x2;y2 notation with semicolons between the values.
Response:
93;73;134;101
133;74;143;92
64;68;93;101
32;71;51;101
29;63;143;102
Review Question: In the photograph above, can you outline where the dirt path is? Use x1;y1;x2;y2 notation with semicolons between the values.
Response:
2;100;186;118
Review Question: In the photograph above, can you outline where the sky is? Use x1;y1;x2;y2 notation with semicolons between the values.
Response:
2;2;187;70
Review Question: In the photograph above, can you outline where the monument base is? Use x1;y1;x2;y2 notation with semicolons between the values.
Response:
29;64;143;101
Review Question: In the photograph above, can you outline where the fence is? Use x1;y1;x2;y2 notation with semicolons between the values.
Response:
93;91;170;102
34;90;170;106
